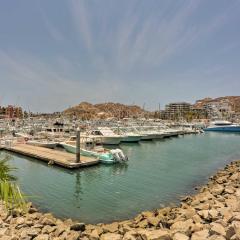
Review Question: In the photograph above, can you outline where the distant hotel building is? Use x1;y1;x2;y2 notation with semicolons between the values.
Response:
0;105;23;119
161;102;192;119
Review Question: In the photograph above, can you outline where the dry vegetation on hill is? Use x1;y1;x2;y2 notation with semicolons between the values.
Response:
63;102;147;120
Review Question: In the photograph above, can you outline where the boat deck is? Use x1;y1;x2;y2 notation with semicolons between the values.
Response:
2;144;99;169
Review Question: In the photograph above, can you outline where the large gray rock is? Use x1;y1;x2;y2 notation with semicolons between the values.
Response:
70;222;85;231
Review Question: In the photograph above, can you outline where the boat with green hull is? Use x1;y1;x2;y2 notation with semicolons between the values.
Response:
60;142;128;164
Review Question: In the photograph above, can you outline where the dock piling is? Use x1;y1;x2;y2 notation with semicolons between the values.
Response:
76;127;81;163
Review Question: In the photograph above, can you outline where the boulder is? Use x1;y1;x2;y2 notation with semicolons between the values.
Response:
27;228;41;237
100;233;123;240
224;186;235;194
34;234;49;240
208;209;219;220
122;230;138;240
102;222;119;233
88;229;100;240
172;232;189;240
170;219;194;235
226;226;235;239
139;229;171;240
54;224;68;237
191;229;209;240
194;203;210;211
41;217;56;226
137;219;148;228
15;217;25;225
208;234;227;240
142;211;155;219
147;216;161;227
70;222;85;231
210;185;224;195
210;223;226;236
41;225;57;234
232;221;240;236
198;210;209;220
225;196;240;211
66;230;80;240
0;228;8;237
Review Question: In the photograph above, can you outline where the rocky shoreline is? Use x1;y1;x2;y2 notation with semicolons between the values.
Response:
1;160;240;240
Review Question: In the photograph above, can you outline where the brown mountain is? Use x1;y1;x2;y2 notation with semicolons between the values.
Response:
63;102;147;120
194;96;240;112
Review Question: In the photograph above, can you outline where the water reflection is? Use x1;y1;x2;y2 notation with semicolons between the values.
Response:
74;172;82;208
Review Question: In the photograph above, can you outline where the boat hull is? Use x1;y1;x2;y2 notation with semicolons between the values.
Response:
60;143;117;163
204;126;240;132
101;137;122;145
27;141;57;149
121;136;141;143
140;135;153;141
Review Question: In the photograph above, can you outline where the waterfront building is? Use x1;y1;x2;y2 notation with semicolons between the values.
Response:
163;102;192;120
0;105;23;119
203;99;233;119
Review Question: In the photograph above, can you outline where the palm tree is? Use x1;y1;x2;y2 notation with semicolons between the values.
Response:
0;155;27;212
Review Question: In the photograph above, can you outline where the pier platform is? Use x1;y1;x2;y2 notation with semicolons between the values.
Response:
2;144;99;169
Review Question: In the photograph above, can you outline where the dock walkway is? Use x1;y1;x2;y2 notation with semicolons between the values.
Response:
2;144;99;169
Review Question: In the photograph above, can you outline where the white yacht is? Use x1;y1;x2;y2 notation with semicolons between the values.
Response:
112;127;141;143
89;127;123;145
204;120;240;132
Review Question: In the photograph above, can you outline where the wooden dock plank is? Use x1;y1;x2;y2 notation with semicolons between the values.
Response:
2;144;99;169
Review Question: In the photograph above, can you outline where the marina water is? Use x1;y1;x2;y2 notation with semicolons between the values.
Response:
2;132;240;224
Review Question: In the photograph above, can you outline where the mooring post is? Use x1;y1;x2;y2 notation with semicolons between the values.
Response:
76;127;81;163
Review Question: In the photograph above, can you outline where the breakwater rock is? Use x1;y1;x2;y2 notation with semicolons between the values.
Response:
1;160;240;239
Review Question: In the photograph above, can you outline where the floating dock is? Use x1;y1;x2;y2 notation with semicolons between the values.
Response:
2;144;99;169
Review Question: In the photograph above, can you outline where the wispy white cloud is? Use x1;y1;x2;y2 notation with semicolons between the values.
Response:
69;0;92;51
111;0;237;69
38;4;65;43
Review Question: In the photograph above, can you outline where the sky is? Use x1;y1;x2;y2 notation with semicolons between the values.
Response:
0;0;240;113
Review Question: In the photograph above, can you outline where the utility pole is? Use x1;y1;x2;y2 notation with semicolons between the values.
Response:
76;127;81;163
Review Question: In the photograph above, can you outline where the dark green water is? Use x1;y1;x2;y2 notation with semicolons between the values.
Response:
1;132;240;223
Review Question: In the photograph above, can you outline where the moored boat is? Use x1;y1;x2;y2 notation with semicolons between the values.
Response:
26;140;57;149
60;141;128;164
204;120;240;132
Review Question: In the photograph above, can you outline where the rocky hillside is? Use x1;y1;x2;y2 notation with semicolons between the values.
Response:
63;102;147;120
194;96;240;112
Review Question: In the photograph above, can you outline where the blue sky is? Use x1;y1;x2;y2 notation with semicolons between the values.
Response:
0;0;240;112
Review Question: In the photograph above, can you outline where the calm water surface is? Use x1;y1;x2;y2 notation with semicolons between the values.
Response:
1;132;240;223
